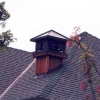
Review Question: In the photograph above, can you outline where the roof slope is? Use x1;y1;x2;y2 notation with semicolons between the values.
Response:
1;32;100;100
0;48;33;95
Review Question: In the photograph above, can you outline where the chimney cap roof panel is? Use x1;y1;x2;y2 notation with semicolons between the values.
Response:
30;30;68;42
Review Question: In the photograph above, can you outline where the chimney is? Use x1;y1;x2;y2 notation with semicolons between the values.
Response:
30;30;68;75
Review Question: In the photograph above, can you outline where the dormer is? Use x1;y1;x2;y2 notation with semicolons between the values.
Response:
30;30;68;75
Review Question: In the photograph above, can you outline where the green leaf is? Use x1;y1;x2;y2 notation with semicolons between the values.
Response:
80;42;87;49
0;22;6;28
0;34;2;38
9;39;14;43
0;2;5;7
92;76;100;83
79;55;85;60
13;38;17;41
87;49;93;52
87;53;94;58
0;46;3;51
3;46;8;53
79;67;84;73
91;67;95;73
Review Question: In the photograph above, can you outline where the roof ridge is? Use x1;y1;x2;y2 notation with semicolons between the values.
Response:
0;59;36;99
8;47;32;53
80;31;100;40
47;30;51;35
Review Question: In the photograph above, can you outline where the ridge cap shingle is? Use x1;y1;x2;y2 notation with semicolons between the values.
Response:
80;31;100;40
0;59;36;99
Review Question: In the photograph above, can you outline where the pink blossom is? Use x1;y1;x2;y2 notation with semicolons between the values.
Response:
74;26;78;30
73;26;80;35
97;86;100;96
84;68;89;77
78;36;81;40
72;31;77;36
80;85;86;90
80;81;88;91
75;35;81;41
70;35;81;42
66;40;73;48
84;94;90;100
83;62;87;65
91;58;95;62
70;35;75;40
83;62;89;77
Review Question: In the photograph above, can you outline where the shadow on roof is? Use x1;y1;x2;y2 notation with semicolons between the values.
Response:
23;97;49;100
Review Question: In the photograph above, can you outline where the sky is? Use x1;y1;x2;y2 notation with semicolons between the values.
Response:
2;0;100;52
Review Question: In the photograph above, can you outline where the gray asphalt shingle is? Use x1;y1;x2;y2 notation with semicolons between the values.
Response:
0;32;100;100
0;48;33;95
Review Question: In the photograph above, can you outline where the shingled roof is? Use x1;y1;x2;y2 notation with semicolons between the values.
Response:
0;48;33;95
0;32;100;100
